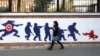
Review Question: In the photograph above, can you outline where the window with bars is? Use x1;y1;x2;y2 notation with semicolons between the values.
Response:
0;0;99;13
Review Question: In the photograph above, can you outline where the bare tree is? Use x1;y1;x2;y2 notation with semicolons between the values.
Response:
97;0;100;12
8;0;12;12
17;0;21;12
56;0;60;12
61;0;65;12
34;0;52;12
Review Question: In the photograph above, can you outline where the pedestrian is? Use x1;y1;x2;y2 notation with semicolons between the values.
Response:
48;21;64;50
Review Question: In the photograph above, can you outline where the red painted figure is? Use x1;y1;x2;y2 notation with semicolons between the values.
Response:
83;30;98;40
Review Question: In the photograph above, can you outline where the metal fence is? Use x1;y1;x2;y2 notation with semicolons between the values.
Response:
0;0;98;13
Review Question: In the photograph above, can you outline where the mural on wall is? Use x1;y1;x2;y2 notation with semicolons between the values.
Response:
0;18;99;43
0;20;23;40
67;22;81;41
25;22;33;40
58;28;67;41
33;23;43;41
83;30;98;40
44;23;52;41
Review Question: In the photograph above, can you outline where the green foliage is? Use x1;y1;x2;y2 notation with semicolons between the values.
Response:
34;0;52;12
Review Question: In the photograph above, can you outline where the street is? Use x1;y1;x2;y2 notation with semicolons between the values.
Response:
0;46;100;56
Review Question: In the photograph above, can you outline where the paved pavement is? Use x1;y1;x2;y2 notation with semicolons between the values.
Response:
0;46;100;56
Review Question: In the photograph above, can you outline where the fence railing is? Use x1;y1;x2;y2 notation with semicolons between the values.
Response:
0;0;98;13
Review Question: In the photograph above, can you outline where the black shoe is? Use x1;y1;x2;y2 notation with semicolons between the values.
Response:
48;48;52;50
60;47;64;49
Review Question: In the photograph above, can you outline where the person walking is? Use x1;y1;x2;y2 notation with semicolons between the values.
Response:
48;21;64;50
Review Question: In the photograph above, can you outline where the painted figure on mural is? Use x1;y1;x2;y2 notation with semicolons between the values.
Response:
44;23;52;41
25;22;34;40
0;20;23;40
68;22;80;41
83;30;98;40
58;29;67;41
33;23;43;41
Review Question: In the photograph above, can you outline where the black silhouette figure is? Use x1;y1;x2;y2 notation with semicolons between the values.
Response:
25;22;34;40
0;20;23;40
44;23;52;41
68;22;80;41
59;29;67;41
33;23;43;41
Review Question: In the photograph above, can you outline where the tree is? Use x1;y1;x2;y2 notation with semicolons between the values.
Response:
8;0;12;12
34;0;52;12
97;0;100;12
61;0;65;12
17;0;21;12
56;0;60;12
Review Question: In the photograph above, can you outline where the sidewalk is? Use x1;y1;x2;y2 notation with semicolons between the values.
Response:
0;46;100;56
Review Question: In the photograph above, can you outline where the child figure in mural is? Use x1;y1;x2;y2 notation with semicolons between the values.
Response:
83;30;98;40
48;21;64;50
44;23;52;41
68;22;80;41
33;23;43;41
0;20;23;40
25;22;34;40
58;29;67;41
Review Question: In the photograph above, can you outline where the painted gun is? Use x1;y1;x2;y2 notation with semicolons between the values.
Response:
39;26;44;28
15;24;23;27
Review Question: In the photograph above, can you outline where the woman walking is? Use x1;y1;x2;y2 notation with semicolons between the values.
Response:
48;21;64;50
